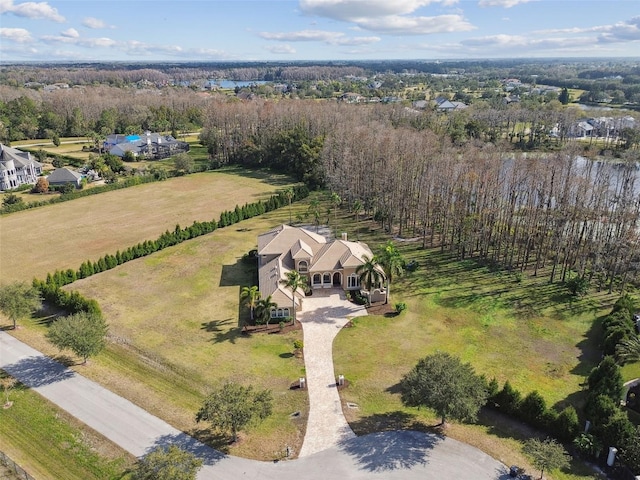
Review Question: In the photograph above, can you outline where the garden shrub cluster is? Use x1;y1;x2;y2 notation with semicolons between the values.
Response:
486;379;580;443
601;294;637;357
32;185;309;315
487;294;640;474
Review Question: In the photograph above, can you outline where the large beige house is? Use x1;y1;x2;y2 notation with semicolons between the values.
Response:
257;224;385;320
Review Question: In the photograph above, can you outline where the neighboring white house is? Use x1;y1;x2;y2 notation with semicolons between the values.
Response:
257;225;385;319
0;143;43;191
47;167;83;189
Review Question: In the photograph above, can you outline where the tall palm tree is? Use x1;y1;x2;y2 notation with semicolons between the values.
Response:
255;295;277;326
353;199;363;239
307;199;321;233
377;241;405;304
280;270;307;325
284;188;294;225
616;336;640;364
240;285;260;321
356;255;383;305
330;192;341;238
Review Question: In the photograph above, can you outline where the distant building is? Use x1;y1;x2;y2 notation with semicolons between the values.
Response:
0;144;43;191
433;97;468;112
103;131;189;160
47;167;83;189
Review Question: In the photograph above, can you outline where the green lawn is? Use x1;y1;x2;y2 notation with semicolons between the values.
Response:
8;202;311;461
0;168;294;283
0;372;133;480
332;219;624;480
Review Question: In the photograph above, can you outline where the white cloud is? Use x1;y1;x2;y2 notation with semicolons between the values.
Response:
0;27;32;43
478;0;533;7
41;33;118;48
598;16;640;43
260;29;380;45
60;27;79;38
462;33;593;51
534;17;640;44
0;0;64;22
299;0;472;35
356;14;474;35
264;44;297;54
82;16;112;29
299;0;458;21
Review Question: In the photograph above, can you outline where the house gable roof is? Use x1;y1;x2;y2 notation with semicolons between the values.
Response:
47;167;82;183
257;224;326;256
0;144;38;167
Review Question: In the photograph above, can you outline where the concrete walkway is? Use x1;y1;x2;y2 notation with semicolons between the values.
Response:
297;289;368;457
0;329;508;479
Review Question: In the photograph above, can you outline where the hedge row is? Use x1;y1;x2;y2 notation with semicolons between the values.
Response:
33;185;309;313
486;378;580;442
2;173;161;214
600;294;637;357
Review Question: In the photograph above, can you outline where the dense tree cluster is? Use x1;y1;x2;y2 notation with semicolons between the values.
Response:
0;85;205;142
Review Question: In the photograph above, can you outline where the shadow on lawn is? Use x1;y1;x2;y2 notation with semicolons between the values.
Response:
200;318;243;344
219;166;293;189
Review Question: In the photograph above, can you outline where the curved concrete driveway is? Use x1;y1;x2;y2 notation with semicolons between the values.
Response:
0;331;508;479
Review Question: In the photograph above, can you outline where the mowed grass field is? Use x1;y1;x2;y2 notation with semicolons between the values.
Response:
0;168;292;283
0;372;134;480
332;222;625;479
9;203;310;462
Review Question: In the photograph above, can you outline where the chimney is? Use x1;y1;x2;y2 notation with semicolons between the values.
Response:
341;232;348;241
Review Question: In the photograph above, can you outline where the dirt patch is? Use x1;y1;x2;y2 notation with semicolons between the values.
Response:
366;302;396;316
242;321;303;335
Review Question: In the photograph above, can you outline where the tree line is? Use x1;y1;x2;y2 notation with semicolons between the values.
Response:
195;97;640;292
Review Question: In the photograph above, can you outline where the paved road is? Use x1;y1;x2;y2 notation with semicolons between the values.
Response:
0;331;508;479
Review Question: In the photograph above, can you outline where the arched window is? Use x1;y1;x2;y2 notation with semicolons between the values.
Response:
323;272;331;285
283;308;290;317
298;261;308;273
313;273;322;285
348;274;360;289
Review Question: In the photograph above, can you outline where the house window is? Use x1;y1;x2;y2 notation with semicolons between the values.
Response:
323;273;331;284
313;273;322;285
282;308;290;317
348;274;360;289
298;261;308;273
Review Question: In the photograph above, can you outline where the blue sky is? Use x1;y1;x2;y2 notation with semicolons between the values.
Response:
1;0;639;61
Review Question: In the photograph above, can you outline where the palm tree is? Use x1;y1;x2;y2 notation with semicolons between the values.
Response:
330;192;341;238
377;241;405;304
353;199;363;239
255;295;277;326
616;336;640;364
356;255;383;305
307;199;321;233
284;188;294;225
280;270;307;325
240;285;260;322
